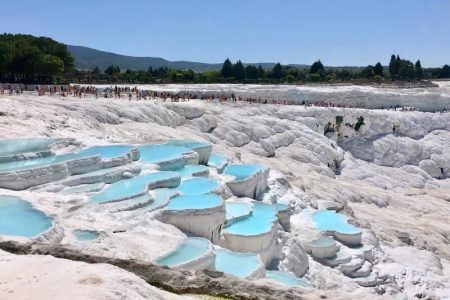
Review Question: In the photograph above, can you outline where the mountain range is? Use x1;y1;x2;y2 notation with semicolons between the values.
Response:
67;45;306;72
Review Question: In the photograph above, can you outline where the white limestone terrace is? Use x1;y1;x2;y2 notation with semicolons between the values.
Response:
0;144;140;190
0;92;449;299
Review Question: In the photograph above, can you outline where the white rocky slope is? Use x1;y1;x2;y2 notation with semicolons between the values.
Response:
0;249;189;300
0;94;450;299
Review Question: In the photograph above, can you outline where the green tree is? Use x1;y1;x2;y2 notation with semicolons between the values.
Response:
245;65;259;80
374;62;384;77
389;54;398;78
105;65;120;76
232;60;246;81
271;63;284;80
439;65;450;78
397;60;415;80
39;54;64;76
310;60;324;74
92;66;100;74
361;65;374;78
257;65;265;79
220;58;233;78
415;60;423;79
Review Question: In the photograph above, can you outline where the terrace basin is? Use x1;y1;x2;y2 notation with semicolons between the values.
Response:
213;248;265;279
0;195;52;238
177;177;220;195
73;229;100;241
90;171;180;203
313;210;362;246
138;144;191;170
265;271;311;288
154;237;214;270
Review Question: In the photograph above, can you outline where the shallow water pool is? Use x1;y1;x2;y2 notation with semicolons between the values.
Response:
154;237;211;267
176;165;209;178
0;138;57;157
0;152;88;172
73;229;100;241
166;140;210;150
223;164;262;181
265;271;311;287
207;154;228;170
214;248;262;278
224;202;277;235
166;194;222;211
225;202;252;221
78;145;134;159
90;171;180;203
138;144;189;164
0;195;52;238
313;210;361;234
177;177;219;195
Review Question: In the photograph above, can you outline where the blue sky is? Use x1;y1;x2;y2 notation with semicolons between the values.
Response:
1;0;449;67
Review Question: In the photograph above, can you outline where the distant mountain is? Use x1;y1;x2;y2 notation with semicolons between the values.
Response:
67;45;224;72
67;45;307;72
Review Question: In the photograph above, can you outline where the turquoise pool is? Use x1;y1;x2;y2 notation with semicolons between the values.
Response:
154;237;211;267
224;202;277;235
0;138;57;156
138;144;189;164
0;144;138;172
214;248;262;278
78;145;134;159
265;271;311;288
177;178;220;195
0;195;52;238
146;188;179;211
207;154;228;170
166;194;222;211
176;165;209;178
0;151;88;172
73;229;100;241
224;164;263;181
225;202;252;221
90;171;180;203
166;140;210;150
308;236;336;248
275;203;289;212
313;210;361;234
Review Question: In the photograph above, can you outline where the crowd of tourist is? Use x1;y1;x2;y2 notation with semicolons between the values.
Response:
0;84;447;112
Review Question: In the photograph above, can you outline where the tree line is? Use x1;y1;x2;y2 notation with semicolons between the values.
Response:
75;57;449;84
1;34;450;84
0;34;74;83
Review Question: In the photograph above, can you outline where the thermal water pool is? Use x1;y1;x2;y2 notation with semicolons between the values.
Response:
177;177;220;195
223;202;277;235
138;144;189;165
213;248;263;278
90;171;180;203
313;210;361;234
225;202;253;222
0;195;52;238
73;229;100;241
0;144;135;173
77;145;135;159
207;154;229;171
265;271;311;287
0;138;57;157
224;164;263;181
154;237;212;267
176;165;209;178
166;194;222;211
